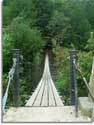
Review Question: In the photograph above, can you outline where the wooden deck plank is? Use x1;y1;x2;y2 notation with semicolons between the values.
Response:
26;54;63;107
48;79;56;106
50;79;64;106
41;81;48;106
25;79;43;106
33;78;45;106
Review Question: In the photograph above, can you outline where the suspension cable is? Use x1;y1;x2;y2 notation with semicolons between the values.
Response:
3;58;17;112
73;61;94;101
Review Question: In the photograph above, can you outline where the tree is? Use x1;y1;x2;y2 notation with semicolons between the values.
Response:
3;32;13;72
61;0;91;49
33;0;54;33
85;0;94;30
47;10;71;46
86;32;94;55
3;6;11;26
9;18;44;60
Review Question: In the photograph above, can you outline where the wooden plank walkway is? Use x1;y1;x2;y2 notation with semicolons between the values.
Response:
26;54;64;107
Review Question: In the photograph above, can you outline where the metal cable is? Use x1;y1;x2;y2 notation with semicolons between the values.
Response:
3;58;17;112
73;61;94;102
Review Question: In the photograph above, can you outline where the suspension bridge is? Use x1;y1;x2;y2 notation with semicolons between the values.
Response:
2;50;94;122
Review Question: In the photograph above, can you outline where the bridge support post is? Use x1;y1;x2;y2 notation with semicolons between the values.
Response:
70;50;78;117
70;51;78;99
13;49;20;107
70;51;74;105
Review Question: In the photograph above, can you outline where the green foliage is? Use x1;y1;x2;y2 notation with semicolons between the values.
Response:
9;0;27;18
85;0;94;29
3;6;11;26
9;19;44;59
3;0;94;49
3;32;13;72
86;32;94;55
47;10;71;46
33;0;54;32
61;0;91;49
52;46;70;104
77;51;93;96
19;79;30;106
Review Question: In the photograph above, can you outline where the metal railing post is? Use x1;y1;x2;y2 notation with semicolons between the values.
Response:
70;50;78;117
13;49;20;107
70;51;75;105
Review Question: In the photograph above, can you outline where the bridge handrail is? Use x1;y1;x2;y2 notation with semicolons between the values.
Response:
3;58;17;112
73;60;94;102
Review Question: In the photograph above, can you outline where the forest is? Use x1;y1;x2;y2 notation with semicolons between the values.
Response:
3;0;94;106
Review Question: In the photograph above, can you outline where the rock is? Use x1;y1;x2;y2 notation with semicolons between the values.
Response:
79;97;93;117
92;106;94;122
